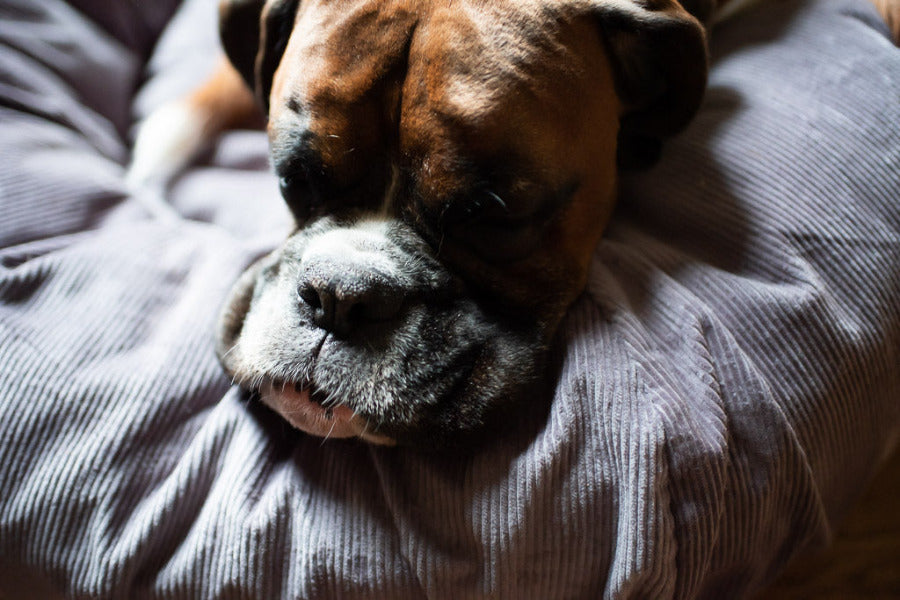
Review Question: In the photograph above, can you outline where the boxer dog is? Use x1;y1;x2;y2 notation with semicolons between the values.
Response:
129;0;714;448
129;0;900;448
146;0;900;448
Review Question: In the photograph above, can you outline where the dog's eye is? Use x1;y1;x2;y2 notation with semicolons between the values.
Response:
444;189;509;227
442;190;543;261
440;181;578;263
279;173;323;222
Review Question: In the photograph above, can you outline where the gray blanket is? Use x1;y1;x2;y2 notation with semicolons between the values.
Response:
1;0;898;598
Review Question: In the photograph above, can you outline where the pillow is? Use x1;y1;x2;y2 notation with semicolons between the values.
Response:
0;0;897;597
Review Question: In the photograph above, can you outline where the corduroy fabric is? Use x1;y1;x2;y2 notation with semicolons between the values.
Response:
1;0;898;598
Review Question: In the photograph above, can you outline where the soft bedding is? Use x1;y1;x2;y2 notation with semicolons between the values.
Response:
1;0;899;598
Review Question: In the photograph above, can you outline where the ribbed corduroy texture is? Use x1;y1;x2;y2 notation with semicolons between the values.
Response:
1;0;898;598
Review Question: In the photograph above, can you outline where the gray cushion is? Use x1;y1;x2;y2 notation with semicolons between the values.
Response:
1;0;898;598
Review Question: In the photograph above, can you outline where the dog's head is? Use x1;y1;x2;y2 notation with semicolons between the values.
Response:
216;0;707;448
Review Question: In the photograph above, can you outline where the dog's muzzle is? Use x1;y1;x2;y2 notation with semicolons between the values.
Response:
216;215;545;448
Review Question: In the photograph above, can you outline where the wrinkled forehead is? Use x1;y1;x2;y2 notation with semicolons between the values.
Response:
270;0;572;112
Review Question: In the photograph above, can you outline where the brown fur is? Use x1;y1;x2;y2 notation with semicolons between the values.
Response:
266;1;623;314
871;0;900;43
187;57;263;135
210;0;706;325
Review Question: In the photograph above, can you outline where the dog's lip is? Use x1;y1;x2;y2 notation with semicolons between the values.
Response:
258;379;396;446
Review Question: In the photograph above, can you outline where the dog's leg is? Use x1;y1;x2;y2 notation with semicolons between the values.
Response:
870;0;900;44
126;58;262;189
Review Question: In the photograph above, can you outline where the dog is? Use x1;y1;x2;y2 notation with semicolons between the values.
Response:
126;0;898;449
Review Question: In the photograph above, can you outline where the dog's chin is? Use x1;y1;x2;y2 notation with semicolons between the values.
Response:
257;380;397;446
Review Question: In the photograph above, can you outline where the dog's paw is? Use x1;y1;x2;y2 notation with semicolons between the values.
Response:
125;100;211;190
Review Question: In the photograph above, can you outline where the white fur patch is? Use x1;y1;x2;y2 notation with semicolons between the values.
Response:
301;218;400;278
125;100;210;189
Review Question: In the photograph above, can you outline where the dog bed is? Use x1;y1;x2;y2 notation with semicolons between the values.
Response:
1;0;898;597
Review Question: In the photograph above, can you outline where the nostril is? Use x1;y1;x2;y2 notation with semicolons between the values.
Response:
299;280;338;332
298;272;405;336
344;302;365;328
329;286;404;336
298;283;322;310
355;287;404;323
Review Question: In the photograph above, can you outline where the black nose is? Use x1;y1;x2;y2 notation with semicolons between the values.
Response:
298;272;403;337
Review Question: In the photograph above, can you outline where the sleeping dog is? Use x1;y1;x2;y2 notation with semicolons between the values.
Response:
128;0;715;448
130;0;895;448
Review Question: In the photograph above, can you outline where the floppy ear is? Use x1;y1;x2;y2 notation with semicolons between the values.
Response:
219;0;300;113
592;0;709;168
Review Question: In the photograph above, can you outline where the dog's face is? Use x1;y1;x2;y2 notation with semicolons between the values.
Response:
216;0;707;448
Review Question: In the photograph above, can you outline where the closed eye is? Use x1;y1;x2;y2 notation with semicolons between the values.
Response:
442;188;510;228
441;180;580;262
